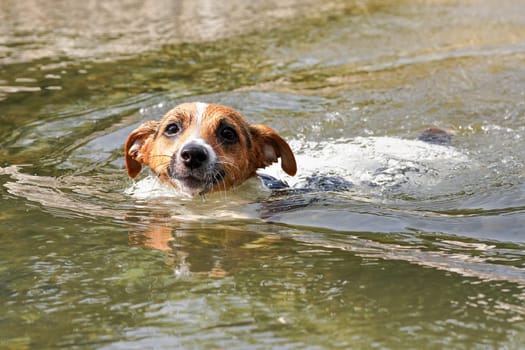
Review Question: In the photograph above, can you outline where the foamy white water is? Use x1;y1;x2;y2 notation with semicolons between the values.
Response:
263;136;476;195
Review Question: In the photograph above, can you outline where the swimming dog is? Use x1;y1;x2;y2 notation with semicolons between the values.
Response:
125;102;297;196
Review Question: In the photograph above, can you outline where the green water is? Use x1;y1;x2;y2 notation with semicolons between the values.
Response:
1;1;525;348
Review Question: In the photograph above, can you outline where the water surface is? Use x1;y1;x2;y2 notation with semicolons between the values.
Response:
1;0;525;348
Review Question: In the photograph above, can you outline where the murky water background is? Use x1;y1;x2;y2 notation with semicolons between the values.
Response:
1;0;525;348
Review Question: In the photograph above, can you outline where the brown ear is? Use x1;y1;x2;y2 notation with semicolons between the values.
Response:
250;125;297;176
124;121;159;178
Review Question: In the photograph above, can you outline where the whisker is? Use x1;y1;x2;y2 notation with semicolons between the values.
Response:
221;177;229;201
148;154;172;159
211;172;227;202
217;159;241;174
218;172;228;201
151;160;171;176
212;160;240;200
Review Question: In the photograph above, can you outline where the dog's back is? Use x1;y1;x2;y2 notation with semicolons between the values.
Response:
260;128;470;195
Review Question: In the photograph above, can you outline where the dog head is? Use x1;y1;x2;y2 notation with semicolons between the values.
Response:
125;102;297;196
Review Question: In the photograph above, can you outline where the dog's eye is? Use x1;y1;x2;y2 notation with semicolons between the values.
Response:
164;123;180;137
220;126;238;143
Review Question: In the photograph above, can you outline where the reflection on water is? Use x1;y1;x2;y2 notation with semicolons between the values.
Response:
1;0;525;348
0;0;366;65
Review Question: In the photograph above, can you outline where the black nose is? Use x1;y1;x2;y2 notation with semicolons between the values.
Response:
180;144;209;169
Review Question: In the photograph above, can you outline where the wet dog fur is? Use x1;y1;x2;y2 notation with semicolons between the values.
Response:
125;102;297;196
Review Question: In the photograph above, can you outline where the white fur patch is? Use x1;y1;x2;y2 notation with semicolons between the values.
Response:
195;102;208;132
180;102;216;164
261;136;475;194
